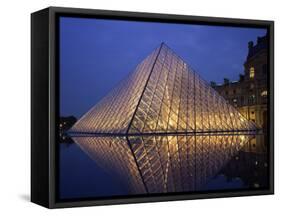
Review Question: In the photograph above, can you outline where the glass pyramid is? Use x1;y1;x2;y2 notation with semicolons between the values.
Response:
71;43;257;135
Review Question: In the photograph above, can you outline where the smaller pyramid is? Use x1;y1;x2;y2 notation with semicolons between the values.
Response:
71;43;257;135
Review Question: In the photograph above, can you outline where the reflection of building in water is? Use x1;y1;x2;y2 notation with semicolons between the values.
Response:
73;135;252;194
242;135;267;154
71;43;257;135
212;34;268;131
219;135;268;189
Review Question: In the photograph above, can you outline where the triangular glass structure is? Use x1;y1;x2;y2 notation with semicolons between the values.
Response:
71;43;257;135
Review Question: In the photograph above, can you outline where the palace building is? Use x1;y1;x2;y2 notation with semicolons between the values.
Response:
213;33;268;131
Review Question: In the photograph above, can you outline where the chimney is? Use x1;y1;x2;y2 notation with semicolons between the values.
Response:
223;78;229;85
239;74;245;82
248;41;254;49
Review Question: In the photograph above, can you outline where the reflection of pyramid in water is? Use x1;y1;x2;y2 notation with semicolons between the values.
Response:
71;43;257;134
73;135;253;194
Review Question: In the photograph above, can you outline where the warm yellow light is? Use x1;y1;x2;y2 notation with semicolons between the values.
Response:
249;67;255;78
261;90;267;97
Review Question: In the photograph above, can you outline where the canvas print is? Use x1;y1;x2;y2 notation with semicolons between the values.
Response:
58;16;269;201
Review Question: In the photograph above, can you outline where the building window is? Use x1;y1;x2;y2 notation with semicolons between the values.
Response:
249;67;255;78
249;95;256;105
261;90;268;97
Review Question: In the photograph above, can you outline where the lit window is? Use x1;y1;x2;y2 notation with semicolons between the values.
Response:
249;95;255;104
261;90;268;97
249;67;255;78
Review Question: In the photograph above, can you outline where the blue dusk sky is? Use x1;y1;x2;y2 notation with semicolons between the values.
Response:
60;17;267;118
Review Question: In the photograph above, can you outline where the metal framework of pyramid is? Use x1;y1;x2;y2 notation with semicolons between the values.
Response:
71;43;257;135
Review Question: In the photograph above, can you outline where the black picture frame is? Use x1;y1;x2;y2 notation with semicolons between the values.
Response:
31;6;274;208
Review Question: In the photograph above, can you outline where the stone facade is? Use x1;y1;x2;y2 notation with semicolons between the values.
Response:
213;33;268;131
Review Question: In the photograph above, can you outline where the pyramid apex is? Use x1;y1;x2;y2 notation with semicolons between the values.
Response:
158;42;169;52
159;42;174;52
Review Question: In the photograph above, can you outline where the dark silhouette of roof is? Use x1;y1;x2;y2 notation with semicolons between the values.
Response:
247;33;268;60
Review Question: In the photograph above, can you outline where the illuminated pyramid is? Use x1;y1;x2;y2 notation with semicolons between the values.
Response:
71;43;257;134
